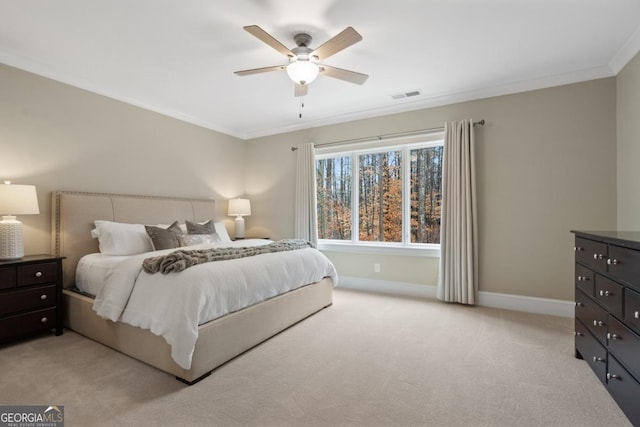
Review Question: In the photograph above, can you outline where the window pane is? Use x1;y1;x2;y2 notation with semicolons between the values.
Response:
358;151;402;242
316;156;352;240
410;146;443;243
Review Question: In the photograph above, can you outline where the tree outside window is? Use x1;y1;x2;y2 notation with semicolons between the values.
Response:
316;141;443;246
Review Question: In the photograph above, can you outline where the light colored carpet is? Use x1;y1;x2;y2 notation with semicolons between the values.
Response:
0;288;632;426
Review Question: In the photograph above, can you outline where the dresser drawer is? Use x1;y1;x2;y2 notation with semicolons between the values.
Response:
608;316;640;381
625;287;640;335
594;275;623;319
0;285;56;317
0;266;16;290
607;355;640;426
608;245;640;291
0;307;57;341
16;262;57;287
575;318;607;384
575;237;608;273
575;264;594;296
575;289;608;344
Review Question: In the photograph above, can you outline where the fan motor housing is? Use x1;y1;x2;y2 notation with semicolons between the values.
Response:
294;33;312;47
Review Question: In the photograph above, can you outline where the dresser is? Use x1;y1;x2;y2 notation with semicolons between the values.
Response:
0;255;64;342
573;231;640;425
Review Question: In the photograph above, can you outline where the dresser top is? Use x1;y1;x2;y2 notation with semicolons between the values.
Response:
572;230;640;250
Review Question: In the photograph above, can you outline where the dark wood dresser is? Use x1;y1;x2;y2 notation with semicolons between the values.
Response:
572;231;640;425
0;255;64;342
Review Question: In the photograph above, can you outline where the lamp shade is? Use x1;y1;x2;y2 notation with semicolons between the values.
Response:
0;183;40;215
228;198;251;217
286;60;319;85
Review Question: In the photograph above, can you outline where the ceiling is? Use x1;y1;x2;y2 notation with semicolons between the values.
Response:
1;1;639;140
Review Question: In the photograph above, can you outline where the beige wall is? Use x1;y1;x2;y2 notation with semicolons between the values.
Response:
246;79;618;301
0;64;247;256
1;63;620;302
617;52;640;229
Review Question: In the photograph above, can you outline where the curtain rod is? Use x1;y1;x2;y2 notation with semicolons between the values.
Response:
291;119;485;151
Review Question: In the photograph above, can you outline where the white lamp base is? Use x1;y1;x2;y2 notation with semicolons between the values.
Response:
0;215;24;260
234;216;245;239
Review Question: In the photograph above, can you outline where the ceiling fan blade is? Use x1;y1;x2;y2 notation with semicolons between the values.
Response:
243;25;294;58
311;27;363;61
319;65;368;85
295;83;308;97
234;65;285;76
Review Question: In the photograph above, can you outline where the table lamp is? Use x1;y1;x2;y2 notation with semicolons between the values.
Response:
0;181;40;259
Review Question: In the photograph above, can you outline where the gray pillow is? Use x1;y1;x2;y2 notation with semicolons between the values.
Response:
145;221;184;250
185;219;216;235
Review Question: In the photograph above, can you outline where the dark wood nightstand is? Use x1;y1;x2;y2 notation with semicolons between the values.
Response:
0;255;65;343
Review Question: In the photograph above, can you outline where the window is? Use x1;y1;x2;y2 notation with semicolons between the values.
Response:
316;136;443;251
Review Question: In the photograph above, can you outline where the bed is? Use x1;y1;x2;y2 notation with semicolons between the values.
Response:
51;191;335;384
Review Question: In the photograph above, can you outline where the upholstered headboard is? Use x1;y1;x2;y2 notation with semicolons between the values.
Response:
51;191;216;289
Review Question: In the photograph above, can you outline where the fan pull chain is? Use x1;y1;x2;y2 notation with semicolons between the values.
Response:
299;99;305;119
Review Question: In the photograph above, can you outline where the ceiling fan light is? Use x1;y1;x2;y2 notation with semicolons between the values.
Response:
286;60;319;85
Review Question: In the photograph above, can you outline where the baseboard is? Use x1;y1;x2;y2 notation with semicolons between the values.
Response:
337;276;574;318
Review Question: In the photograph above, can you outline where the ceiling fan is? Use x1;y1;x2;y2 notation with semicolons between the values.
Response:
234;25;368;97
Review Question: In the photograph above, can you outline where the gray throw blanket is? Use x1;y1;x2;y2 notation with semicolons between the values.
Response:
142;239;314;274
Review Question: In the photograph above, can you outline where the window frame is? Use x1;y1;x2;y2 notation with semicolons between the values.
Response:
315;132;443;257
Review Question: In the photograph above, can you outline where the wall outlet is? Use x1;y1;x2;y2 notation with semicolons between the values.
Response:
374;263;381;273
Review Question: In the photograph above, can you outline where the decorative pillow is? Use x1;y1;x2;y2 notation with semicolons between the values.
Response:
186;219;216;235
178;233;221;247
185;220;232;242
145;221;184;251
91;220;153;255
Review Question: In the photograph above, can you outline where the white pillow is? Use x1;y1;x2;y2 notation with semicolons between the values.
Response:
91;220;154;255
214;222;232;242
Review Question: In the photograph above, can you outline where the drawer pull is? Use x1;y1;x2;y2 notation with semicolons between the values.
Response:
599;290;611;297
607;258;619;265
592;356;605;363
607;333;620;340
577;276;590;282
635;311;639;319
575;302;584;307
593;253;605;260
574;246;584;252
40;294;47;300
607;373;620;381
593;320;605;327
40;317;47;323
574;331;583;337
35;271;43;278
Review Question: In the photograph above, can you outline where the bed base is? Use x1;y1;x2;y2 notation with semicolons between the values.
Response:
64;277;333;384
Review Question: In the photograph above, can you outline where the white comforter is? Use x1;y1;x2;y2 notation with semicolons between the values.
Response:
84;240;337;370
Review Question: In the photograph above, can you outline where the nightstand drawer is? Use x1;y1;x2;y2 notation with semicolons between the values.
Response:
0;285;56;316
16;262;57;287
0;307;57;341
0;266;16;290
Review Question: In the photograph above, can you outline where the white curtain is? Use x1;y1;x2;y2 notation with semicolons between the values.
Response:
294;143;318;246
437;119;478;305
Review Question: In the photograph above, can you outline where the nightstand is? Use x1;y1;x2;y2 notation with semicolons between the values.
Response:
0;255;65;342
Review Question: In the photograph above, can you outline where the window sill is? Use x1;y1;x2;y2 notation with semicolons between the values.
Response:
317;241;440;257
